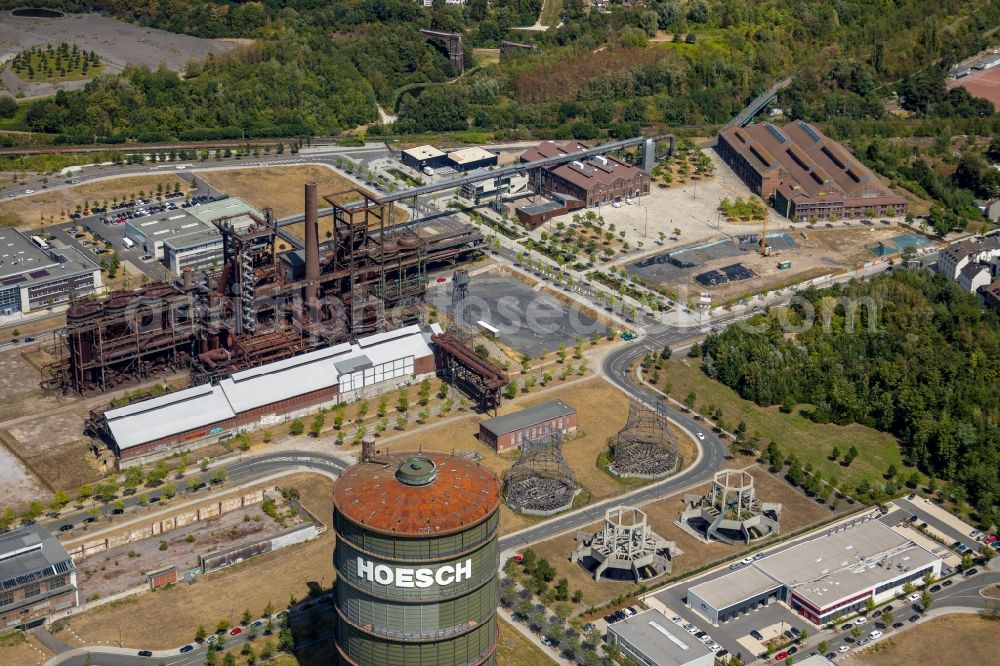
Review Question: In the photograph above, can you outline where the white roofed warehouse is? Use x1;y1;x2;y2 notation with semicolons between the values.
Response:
96;325;437;463
685;519;941;625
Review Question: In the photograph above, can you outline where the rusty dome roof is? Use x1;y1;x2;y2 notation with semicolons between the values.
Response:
334;452;501;536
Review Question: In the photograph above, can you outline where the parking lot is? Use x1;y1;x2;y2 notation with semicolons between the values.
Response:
43;184;219;281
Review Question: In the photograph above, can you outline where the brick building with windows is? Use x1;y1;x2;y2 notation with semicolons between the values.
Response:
716;120;906;222
478;399;577;452
520;141;651;208
0;524;78;630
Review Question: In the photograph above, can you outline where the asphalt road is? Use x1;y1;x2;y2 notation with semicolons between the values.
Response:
46;452;348;534
894;497;981;551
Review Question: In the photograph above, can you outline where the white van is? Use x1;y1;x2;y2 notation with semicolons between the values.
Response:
121;237;135;249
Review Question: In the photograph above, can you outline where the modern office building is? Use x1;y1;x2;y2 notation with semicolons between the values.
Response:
606;609;715;666
447;147;498;172
519;140;651;207
333;452;501;666
478;399;577;452
459;170;528;203
125;210;222;274
716;120;907;221
0;524;78;630
686;519;941;625
0;230;101;316
401;145;449;171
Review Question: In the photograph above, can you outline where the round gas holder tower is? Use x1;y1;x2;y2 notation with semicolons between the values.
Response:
332;452;501;666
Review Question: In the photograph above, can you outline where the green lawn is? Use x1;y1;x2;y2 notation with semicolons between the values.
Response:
654;358;912;492
540;0;563;26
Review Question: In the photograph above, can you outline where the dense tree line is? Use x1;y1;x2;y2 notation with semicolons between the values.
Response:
698;271;1000;526
3;0;999;144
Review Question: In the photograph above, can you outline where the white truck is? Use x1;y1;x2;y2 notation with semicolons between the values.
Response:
121;237;135;249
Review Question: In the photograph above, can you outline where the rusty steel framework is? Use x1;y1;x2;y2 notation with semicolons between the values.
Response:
432;330;507;413
503;433;576;515
46;184;484;393
609;397;679;479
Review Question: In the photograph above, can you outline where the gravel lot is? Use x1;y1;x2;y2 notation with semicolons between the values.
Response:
0;11;235;97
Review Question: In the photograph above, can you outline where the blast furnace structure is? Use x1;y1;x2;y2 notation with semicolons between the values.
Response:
332;450;501;666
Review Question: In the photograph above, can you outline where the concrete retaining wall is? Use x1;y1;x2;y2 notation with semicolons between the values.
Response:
66;487;270;561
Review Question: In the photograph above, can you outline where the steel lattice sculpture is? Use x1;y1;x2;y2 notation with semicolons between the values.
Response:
609;397;679;479
503;433;576;515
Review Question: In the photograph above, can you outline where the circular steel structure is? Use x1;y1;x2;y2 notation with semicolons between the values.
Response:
333;452;501;666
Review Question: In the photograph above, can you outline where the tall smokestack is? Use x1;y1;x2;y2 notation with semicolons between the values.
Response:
304;181;320;312
182;267;192;291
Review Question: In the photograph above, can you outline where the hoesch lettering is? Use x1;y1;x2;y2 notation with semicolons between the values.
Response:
356;557;473;588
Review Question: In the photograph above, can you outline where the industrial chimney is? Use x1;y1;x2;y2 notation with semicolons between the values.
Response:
304;181;320;315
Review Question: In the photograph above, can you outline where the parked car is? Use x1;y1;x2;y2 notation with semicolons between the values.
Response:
775;651;789;661
179;645;194;653
230;627;242;636
750;630;764;641
942;580;953;587
907;593;920;602
965;568;979;576
839;645;850;653
138;651;152;657
930;585;941;592
909;615;920;623
868;630;883;640
854;616;868;625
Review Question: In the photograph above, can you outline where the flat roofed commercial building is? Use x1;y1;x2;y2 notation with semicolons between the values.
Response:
716;120;906;221
686;520;941;625
606;609;714;666
479;399;577;452
0;524;78;629
0;230;101;316
125;209;222;274
102;325;436;462
188;197;264;234
401;144;449;171
687;565;782;624
519;141;651;208
447;147;498;172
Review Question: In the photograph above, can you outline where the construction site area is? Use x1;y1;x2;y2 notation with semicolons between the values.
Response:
625;224;921;303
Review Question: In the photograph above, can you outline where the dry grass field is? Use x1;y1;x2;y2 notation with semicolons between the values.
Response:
523;463;843;616
844;615;1000;666
62;473;337;650
198;165;407;251
0;629;48;664
0;175;193;229
373;376;683;535
497;619;556;665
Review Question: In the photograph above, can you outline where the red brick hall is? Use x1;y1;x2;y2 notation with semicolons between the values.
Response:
520;141;651;208
716;120;906;221
479;399;577;452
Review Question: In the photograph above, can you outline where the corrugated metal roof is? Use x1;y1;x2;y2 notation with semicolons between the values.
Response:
107;383;235;450
480;399;576;437
105;327;433;450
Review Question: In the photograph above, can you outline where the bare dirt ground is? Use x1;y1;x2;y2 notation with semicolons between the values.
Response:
75;494;302;600
198;165;408;251
0;346;92;503
842;614;1000;666
524;463;845;616
62;473;337;651
0;11;234;98
949;64;1000;108
629;223;909;304
0;175;193;229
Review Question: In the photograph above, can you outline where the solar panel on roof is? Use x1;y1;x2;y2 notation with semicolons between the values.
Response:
799;122;823;143
764;124;787;144
29;269;49;279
